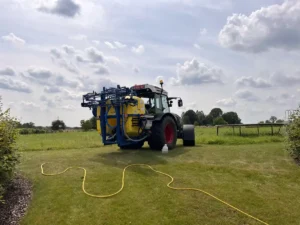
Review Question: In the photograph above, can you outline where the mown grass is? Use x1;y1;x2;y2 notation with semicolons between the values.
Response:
17;126;285;151
18;142;300;225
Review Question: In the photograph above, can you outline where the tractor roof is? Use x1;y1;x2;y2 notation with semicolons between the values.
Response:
131;84;168;97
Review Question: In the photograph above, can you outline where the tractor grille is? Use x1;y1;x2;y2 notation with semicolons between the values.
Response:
132;117;139;127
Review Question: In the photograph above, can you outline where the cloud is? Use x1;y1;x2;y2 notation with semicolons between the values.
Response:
94;65;110;75
62;89;83;100
132;45;145;54
234;89;259;101
104;41;116;49
92;40;100;45
75;54;88;63
85;47;105;63
62;45;76;55
270;72;300;86
105;41;127;49
200;28;207;36
216;98;237;107
114;41;126;48
57;59;79;74
0;67;16;76
55;75;79;88
61;105;76;111
0;77;32;93
170;58;223;86
27;67;53;79
20;101;40;110
50;48;63;59
235;76;272;88
38;0;81;18
193;44;201;49
2;33;25;46
219;0;300;53
44;86;61;93
69;34;87;41
40;95;57;107
133;67;139;73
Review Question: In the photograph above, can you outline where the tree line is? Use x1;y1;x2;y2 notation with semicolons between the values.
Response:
181;108;241;126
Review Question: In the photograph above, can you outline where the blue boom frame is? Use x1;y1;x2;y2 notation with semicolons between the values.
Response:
81;86;148;147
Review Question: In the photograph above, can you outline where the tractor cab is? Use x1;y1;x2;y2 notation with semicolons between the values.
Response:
130;82;183;115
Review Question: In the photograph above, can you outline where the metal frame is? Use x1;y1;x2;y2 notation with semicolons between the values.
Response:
81;86;148;147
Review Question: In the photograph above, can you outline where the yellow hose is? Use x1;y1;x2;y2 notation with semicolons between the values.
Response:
41;163;269;225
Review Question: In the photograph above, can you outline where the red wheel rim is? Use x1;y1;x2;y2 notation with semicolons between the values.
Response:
164;123;174;144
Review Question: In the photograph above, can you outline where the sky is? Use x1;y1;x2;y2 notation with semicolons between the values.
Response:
0;0;299;127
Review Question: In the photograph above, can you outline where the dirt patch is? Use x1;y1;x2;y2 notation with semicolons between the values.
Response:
0;175;32;225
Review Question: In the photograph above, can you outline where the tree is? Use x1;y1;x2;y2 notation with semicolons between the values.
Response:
270;116;277;123
209;108;223;119
258;121;265;124
203;114;213;125
276;119;284;123
183;110;198;125
0;98;19;202
265;120;271;123
89;117;97;129
51;119;66;131
194;121;199;126
22;122;35;128
286;107;300;160
80;120;92;131
196;110;206;125
182;115;191;124
222;112;241;124
213;116;228;125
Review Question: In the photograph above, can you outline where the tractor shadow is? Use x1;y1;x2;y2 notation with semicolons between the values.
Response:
89;144;193;174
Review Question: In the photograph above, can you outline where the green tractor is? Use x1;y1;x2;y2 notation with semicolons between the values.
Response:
81;80;195;150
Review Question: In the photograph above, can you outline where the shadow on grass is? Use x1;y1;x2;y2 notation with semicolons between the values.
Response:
89;144;194;171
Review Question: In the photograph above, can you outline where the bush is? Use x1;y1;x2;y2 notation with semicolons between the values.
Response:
0;99;19;202
286;107;300;160
213;117;228;126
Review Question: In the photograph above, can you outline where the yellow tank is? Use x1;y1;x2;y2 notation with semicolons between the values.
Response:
96;96;145;137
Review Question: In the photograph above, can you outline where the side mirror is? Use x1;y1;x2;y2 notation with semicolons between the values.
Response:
178;99;183;107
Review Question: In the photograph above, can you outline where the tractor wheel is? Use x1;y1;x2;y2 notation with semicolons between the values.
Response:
120;141;144;150
148;116;177;150
183;124;195;146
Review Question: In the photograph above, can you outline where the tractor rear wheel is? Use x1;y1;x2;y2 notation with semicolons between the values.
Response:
148;116;177;150
119;141;144;150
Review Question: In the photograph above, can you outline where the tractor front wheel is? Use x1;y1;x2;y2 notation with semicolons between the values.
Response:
148;116;177;150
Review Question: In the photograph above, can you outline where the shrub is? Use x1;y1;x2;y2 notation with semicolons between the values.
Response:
0;99;19;202
286;107;300;160
213;117;228;126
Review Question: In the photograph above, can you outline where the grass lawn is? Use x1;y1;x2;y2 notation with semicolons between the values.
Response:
16;127;300;225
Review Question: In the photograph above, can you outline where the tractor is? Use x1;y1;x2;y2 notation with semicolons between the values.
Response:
81;80;195;150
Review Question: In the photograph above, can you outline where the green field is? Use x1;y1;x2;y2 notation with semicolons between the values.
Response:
16;126;300;225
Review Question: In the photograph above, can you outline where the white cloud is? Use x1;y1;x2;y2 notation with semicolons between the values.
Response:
270;72;300;86
75;54;89;63
20;101;40;110
61;105;76;111
27;67;53;79
170;58;223;86
62;89;83;100
94;64;110;75
0;67;16;76
69;34;87;41
50;48;63;59
38;0;81;18
193;44;201;49
62;45;76;55
133;67;139;73
104;41;116;49
234;89;259;101
55;75;79;88
114;41;126;48
0;77;32;93
216;98;237;107
44;86;61;93
200;28;207;36
132;45;145;54
2;33;25;46
235;76;272;88
219;0;300;52
85;47;105;63
92;40;100;45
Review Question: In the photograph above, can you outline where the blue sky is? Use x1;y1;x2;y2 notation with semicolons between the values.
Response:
0;0;299;126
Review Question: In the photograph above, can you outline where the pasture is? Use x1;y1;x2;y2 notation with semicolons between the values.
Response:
16;126;300;225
